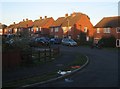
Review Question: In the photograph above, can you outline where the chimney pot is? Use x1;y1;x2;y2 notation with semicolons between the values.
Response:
26;18;28;21
40;17;42;20
44;16;47;19
13;22;15;24
65;13;68;18
23;19;25;21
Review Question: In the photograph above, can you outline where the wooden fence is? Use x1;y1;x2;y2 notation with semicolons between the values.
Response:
32;47;60;62
2;49;21;70
3;47;60;70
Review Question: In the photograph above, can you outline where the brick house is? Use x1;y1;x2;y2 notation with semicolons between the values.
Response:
18;19;33;36
94;16;120;47
50;17;66;38
50;12;94;41
5;22;19;35
0;23;7;35
5;19;33;36
33;16;54;37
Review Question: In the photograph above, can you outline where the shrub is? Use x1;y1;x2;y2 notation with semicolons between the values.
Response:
98;36;116;47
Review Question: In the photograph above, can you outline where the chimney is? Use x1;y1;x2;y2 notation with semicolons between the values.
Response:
26;18;28;21
13;22;15;24
65;13;68;18
23;19;25;22
40;17;42;20
44;16;47;19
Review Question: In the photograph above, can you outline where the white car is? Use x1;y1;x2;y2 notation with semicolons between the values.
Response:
62;38;77;46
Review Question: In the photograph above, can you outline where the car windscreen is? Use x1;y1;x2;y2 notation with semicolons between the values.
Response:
68;39;74;42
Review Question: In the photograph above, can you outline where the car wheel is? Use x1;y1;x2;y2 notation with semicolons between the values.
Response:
69;43;71;47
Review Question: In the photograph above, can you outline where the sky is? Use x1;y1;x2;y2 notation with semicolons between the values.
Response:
0;0;119;26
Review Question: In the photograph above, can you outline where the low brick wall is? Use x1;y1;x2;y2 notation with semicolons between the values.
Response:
2;49;21;70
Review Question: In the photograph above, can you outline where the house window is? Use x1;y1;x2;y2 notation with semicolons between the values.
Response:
96;28;100;33
51;28;53;32
84;27;87;33
14;28;17;33
39;27;42;31
68;35;71;39
77;35;80;39
55;27;59;32
36;28;39;31
31;28;34;32
116;39;120;47
104;28;110;33
55;35;58;38
116;27;120;33
0;29;2;35
86;36;89;41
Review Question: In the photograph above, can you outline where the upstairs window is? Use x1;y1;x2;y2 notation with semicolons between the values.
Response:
51;28;53;32
55;27;59;32
116;27;120;33
84;27;87;33
104;28;110;33
96;28;100;33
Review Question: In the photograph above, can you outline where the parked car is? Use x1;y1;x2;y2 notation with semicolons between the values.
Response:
49;38;62;44
6;34;15;39
29;37;50;47
5;39;14;45
62;38;77;46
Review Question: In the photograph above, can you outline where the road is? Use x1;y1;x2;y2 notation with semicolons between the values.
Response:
38;45;118;87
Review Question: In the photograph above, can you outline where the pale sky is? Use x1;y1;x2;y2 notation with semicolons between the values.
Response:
0;0;119;26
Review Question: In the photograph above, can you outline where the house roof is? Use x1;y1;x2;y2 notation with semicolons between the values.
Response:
0;24;7;29
51;12;89;27
61;13;83;27
6;23;19;29
94;16;120;28
33;17;54;28
19;20;33;28
6;19;33;29
51;17;66;27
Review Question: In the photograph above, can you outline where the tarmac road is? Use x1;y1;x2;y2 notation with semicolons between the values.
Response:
39;45;118;87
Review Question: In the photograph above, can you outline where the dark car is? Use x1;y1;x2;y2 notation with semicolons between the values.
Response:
50;38;62;44
29;37;50;47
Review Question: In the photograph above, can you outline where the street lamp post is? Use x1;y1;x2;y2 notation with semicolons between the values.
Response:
67;19;69;38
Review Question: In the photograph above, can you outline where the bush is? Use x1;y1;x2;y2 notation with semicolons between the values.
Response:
98;36;116;47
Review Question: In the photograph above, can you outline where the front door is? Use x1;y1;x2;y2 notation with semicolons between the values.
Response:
116;39;120;47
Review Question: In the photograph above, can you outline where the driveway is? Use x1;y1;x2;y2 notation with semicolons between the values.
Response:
39;45;118;87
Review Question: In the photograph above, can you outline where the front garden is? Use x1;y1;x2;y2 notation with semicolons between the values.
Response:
3;53;88;87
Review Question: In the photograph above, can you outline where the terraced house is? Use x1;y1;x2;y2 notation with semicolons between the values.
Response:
32;16;54;37
5;22;19;35
94;16;120;47
18;19;33;36
5;18;33;36
50;12;94;41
